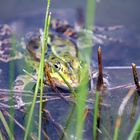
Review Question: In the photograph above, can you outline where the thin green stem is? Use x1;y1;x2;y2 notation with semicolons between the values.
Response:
38;11;51;140
113;127;119;140
24;62;42;140
9;35;16;138
0;111;14;140
57;71;77;97
75;68;89;140
85;0;96;30
0;130;3;140
75;0;96;138
93;91;100;140
24;1;51;139
128;115;140;140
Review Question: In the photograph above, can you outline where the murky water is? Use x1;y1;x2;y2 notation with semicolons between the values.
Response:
0;0;140;140
0;0;140;32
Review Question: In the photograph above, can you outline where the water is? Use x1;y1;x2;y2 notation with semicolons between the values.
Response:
1;0;140;66
0;0;140;140
0;0;140;32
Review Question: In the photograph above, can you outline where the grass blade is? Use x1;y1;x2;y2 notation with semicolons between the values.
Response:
75;0;96;139
38;10;51;140
93;91;100;140
75;67;89;140
9;35;17;135
0;111;14;140
128;115;140;140
86;0;96;30
24;0;51;139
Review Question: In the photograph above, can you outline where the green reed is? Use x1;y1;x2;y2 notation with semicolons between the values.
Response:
86;0;96;30
8;35;16;140
75;67;89;140
24;0;51;139
0;130;3;140
38;7;51;140
93;91;100;140
57;70;77;97
0;111;14;140
75;0;96;139
128;114;140;140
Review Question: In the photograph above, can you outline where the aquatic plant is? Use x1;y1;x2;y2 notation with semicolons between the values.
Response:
75;0;96;139
1;0;140;140
24;0;51;139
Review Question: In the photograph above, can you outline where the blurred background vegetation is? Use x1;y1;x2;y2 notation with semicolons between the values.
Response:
0;0;140;32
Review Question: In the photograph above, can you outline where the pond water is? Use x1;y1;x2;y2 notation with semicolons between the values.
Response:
1;0;140;66
0;0;140;140
0;0;140;33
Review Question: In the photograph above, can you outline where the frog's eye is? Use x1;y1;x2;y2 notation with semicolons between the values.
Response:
54;64;59;69
54;61;62;71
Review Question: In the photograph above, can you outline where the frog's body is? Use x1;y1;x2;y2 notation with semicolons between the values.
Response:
13;19;115;91
25;24;81;89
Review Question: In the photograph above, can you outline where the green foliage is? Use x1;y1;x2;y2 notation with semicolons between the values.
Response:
0;111;14;140
128;115;140;140
93;91;100;140
75;67;89;140
86;0;96;30
75;0;96;139
24;0;51;139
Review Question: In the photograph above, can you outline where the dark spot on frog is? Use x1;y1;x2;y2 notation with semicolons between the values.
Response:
57;51;61;54
27;40;39;50
49;34;54;42
67;61;73;70
55;24;78;39
14;80;24;86
45;44;52;59
51;56;55;60
59;45;66;48
56;24;71;33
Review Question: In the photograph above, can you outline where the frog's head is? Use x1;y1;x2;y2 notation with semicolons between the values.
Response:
46;52;81;88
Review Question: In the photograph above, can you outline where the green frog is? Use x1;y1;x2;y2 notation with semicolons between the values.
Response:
15;19;108;92
24;27;82;90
